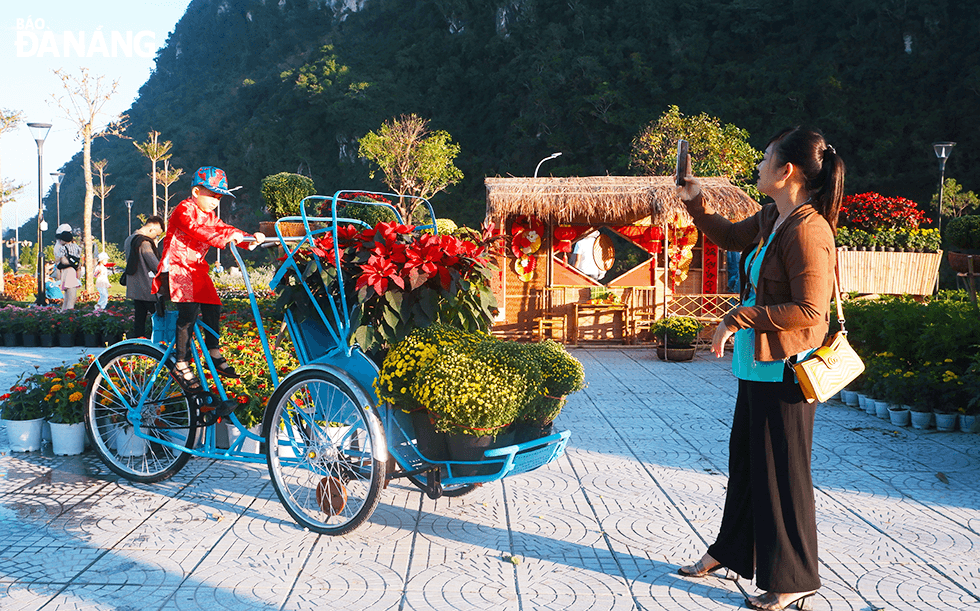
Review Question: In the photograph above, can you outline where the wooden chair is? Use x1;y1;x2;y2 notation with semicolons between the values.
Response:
533;312;567;342
628;305;659;344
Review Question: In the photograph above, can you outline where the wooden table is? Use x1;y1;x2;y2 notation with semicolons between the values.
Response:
572;303;627;345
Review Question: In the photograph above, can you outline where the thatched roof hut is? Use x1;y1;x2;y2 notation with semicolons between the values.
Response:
485;176;759;225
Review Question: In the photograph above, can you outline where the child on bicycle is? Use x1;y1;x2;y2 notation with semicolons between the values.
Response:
152;166;264;397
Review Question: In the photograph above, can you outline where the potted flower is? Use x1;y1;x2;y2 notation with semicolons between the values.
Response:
945;215;980;273
101;310;130;344
79;311;105;346
43;358;90;455
0;371;52;451
55;311;80;347
650;316;704;361
375;324;585;473
259;172;318;238
20;308;45;347
0;306;20;346
275;220;498;362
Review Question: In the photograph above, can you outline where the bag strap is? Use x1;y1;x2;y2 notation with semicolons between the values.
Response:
833;253;847;333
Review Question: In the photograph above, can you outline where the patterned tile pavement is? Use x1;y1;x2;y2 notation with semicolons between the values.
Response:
1;345;979;610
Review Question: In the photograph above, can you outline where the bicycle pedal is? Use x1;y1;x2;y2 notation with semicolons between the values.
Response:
197;397;237;418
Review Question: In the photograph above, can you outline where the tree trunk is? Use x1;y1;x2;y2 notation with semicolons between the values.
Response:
82;126;95;294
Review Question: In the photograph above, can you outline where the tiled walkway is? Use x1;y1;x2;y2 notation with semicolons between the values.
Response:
1;345;978;610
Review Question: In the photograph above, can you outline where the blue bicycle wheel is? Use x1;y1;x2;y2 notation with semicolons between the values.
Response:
84;344;196;483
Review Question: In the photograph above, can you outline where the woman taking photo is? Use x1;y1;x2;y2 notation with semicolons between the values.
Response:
674;127;844;611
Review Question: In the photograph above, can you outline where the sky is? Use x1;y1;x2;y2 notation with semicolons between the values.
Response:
0;0;191;232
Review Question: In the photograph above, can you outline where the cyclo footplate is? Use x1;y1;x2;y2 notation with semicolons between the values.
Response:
193;392;236;426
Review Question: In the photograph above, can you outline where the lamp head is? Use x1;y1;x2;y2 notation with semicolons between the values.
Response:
125;199;134;209
50;171;64;186
26;122;52;144
933;142;956;160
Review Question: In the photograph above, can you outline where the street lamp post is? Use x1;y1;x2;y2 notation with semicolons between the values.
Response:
125;200;134;235
534;152;562;178
27;122;52;306
50;171;64;226
933;142;956;235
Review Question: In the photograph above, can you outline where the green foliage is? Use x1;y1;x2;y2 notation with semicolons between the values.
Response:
260;172;317;219
358;114;464;218
944;215;980;251
835;227;940;252
933;178;980;219
342;200;398;227
375;325;585;436
631;105;762;199
845;295;980;413
651;316;705;347
35;0;980;253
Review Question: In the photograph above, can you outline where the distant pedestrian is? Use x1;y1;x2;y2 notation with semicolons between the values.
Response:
726;250;741;293
53;224;82;311
123;216;165;338
94;252;111;312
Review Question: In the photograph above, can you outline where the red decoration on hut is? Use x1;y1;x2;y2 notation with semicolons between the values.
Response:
702;239;718;293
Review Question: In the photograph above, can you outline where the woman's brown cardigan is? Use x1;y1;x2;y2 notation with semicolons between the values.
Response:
683;192;836;362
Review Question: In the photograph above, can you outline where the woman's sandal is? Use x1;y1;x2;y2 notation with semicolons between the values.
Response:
745;590;817;611
172;361;203;394
211;356;240;379
677;558;738;581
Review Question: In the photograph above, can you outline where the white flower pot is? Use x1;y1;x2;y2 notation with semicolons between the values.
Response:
843;390;860;407
888;407;910;427
935;413;958;432
3;418;45;452
50;422;86;456
233;425;262;454
910;410;933;430
116;426;147;457
874;401;890;419
857;393;869;411
960;414;978;433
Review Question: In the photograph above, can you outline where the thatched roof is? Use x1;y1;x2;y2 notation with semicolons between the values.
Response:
485;176;760;225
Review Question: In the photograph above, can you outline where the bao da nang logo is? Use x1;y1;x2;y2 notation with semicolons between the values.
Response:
15;18;156;58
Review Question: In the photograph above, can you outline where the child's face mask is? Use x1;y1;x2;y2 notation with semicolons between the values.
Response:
193;188;222;213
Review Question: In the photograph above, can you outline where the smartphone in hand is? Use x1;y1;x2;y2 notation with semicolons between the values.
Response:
675;139;689;187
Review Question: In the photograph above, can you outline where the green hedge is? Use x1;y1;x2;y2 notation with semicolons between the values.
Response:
841;292;980;413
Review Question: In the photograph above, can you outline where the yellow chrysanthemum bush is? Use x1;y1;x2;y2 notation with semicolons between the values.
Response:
376;324;585;437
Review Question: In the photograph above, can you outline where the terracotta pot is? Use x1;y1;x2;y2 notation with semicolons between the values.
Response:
948;251;980;274
656;345;696;362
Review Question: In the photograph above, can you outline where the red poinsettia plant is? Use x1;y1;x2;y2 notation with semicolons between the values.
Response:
275;221;499;356
839;192;929;232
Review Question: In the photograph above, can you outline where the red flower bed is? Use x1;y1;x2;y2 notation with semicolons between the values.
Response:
839;192;929;232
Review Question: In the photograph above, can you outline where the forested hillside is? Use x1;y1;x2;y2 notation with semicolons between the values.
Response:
40;0;980;242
